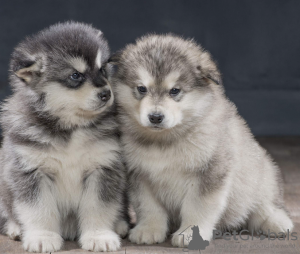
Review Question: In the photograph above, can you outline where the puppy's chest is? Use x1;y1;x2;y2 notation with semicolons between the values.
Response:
44;132;100;173
27;130;118;203
150;169;198;207
126;139;202;205
124;138;208;174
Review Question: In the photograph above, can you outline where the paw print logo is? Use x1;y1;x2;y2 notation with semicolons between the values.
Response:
256;230;267;240
179;225;209;251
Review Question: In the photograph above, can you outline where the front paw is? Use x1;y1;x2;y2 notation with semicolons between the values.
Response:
172;227;192;247
23;230;63;253
129;223;167;244
6;220;21;240
115;220;129;238
80;230;121;252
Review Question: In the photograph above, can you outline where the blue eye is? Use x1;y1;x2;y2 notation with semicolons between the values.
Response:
70;72;83;81
170;88;180;96
137;86;147;94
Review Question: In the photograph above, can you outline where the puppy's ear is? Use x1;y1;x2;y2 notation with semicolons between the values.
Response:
12;54;44;85
106;51;122;77
197;51;222;86
108;51;122;65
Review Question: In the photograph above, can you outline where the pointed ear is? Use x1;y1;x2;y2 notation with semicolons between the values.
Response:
107;51;122;65
12;56;44;85
15;61;41;83
106;51;122;77
197;51;222;86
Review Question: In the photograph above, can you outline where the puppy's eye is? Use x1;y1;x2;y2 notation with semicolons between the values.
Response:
170;88;181;96
137;86;147;94
70;72;84;81
100;67;107;78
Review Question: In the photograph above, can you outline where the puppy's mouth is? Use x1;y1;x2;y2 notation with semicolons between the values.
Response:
93;101;108;111
77;103;108;118
148;125;165;132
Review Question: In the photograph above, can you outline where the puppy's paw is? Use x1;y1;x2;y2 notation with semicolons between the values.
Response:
23;230;63;253
115;220;129;238
172;227;192;247
6;220;21;240
80;230;121;252
129;223;167;244
261;208;294;235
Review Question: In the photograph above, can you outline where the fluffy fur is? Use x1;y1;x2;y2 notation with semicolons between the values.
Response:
109;34;294;247
0;22;128;252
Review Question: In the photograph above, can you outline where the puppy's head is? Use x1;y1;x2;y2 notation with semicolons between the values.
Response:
10;21;112;128
110;34;221;133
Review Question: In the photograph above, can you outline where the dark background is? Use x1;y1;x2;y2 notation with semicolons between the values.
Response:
0;0;299;135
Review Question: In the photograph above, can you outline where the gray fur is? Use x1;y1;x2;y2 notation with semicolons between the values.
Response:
0;22;128;252
109;34;293;246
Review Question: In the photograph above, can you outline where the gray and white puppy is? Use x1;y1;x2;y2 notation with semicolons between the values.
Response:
0;22;128;252
109;35;294;247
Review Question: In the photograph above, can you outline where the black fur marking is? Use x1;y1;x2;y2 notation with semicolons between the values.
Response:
9;133;49;149
30;109;74;142
92;72;108;88
11;165;41;203
13;60;36;72
207;75;220;85
99;159;125;203
199;157;228;195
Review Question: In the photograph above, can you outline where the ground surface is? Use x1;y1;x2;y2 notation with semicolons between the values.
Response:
0;137;299;254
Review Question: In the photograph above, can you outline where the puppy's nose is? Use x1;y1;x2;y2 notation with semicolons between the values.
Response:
98;90;111;102
148;113;164;124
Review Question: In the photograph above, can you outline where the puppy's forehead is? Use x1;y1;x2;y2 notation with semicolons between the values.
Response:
67;57;87;73
162;71;181;89
137;68;154;87
137;67;181;89
65;49;104;72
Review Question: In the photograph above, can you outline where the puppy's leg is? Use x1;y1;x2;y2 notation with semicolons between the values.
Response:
115;219;129;238
172;183;229;247
6;219;21;240
79;169;122;252
114;187;130;238
248;203;293;235
14;177;63;253
129;180;168;244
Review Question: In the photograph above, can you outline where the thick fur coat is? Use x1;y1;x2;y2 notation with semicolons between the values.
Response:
0;22;128;252
109;34;294;247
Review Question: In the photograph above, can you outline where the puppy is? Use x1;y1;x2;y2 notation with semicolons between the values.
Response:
109;34;294;247
0;22;128;252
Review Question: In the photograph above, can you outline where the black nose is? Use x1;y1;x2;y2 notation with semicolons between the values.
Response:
98;90;111;102
148;113;164;124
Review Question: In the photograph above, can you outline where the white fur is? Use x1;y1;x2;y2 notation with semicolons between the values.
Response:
80;230;120;252
11;129;121;252
68;57;87;73
137;68;154;87
117;82;294;247
115;220;129;238
22;230;63;253
129;182;168;244
42;81;114;128
95;50;102;69
6;220;21;240
163;71;181;89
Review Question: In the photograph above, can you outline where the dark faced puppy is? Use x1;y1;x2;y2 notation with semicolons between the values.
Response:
10;22;112;129
0;22;128;253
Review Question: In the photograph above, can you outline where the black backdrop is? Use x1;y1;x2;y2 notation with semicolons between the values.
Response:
0;0;299;135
